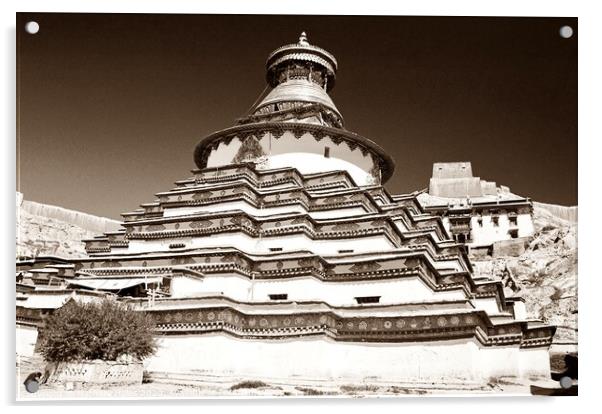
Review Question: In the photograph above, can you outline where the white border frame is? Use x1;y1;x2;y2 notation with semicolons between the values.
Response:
2;1;599;412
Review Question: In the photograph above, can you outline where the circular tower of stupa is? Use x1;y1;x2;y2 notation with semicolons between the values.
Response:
194;32;395;186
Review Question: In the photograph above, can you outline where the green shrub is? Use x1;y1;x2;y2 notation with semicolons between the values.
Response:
40;298;156;362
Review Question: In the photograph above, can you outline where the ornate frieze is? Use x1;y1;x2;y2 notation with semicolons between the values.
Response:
188;220;213;229
331;222;361;232
75;258;477;302
155;183;373;213
146;224;166;232
145;306;554;348
170;256;196;266
100;261;122;268
349;261;382;273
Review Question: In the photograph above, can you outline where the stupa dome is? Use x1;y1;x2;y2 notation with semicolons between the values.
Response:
252;78;342;124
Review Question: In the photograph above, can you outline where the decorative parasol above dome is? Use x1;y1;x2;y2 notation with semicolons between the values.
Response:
265;32;338;92
246;32;344;128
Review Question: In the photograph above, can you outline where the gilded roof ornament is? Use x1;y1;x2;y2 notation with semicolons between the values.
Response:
298;31;309;46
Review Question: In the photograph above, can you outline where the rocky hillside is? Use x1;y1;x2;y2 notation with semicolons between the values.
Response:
16;193;121;259
465;203;577;344
502;203;578;343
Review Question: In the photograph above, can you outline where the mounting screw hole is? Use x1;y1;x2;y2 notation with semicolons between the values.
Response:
559;25;573;39
559;376;573;389
25;21;40;34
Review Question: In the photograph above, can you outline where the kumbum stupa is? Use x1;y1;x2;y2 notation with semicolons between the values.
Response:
16;33;555;386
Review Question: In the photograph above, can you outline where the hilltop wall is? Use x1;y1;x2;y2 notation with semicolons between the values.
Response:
17;192;120;234
16;193;121;258
533;201;578;224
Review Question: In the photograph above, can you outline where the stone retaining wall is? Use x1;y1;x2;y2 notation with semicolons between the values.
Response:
47;360;143;386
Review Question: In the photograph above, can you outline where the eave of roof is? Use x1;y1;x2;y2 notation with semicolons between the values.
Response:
194;122;396;183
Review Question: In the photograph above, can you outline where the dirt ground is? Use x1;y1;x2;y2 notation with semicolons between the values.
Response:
16;354;569;400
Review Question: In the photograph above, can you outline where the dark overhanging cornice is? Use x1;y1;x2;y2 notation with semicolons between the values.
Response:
193;122;396;183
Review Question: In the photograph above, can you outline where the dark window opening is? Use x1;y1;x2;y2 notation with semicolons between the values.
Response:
509;215;518;226
324;146;330;158
269;247;283;252
338;249;354;254
355;296;381;304
477;218;483;227
509;229;519;239
268;294;288;300
492;216;500;226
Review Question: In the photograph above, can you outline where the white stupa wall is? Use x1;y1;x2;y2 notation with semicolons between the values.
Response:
145;335;551;383
204;132;378;186
126;233;394;256
512;301;527;320
123;233;466;273
264;153;372;185
472;296;505;315
16;323;38;357
169;274;467;305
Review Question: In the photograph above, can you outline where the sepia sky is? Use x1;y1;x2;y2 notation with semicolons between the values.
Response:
16;13;577;219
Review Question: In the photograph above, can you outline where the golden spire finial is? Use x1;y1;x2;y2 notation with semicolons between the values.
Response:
298;31;309;45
